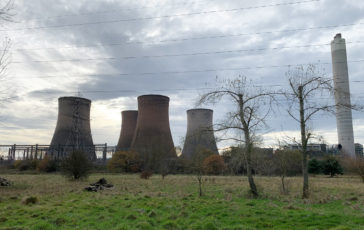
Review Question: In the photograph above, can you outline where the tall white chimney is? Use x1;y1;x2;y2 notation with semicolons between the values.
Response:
330;33;355;156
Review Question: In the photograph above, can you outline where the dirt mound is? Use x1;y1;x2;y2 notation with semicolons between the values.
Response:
0;178;11;186
84;178;113;192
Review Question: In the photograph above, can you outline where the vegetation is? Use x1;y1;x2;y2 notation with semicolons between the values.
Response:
308;158;322;175
13;159;39;171
198;76;275;197
60;150;92;180
37;156;58;172
203;154;225;175
322;156;343;177
107;151;141;173
191;149;215;197
284;64;334;199
274;149;302;194
140;170;153;179
0;173;363;229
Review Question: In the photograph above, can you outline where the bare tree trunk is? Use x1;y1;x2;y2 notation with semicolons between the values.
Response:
281;175;286;194
245;135;258;197
197;174;202;197
299;86;309;199
302;152;309;198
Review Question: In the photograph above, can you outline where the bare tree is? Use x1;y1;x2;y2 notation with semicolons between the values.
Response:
198;76;275;197
0;0;14;105
284;64;334;198
274;149;302;195
0;0;14;22
192;148;214;197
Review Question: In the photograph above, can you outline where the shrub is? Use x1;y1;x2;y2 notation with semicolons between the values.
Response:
222;146;246;175
339;155;364;183
192;149;216;197
308;158;322;174
13;160;38;171
273;149;302;195
13;160;23;169
140;170;153;179
22;196;38;205
37;156;57;172
107;151;141;173
203;154;225;175
60;150;92;180
357;157;364;183
322;156;343;177
273;149;302;176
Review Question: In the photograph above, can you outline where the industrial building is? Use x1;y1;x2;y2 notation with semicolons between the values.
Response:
49;96;96;160
330;33;355;156
131;95;176;167
182;108;218;158
285;144;327;156
355;143;363;157
116;110;138;151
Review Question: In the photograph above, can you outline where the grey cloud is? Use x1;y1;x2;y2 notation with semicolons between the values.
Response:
1;0;363;146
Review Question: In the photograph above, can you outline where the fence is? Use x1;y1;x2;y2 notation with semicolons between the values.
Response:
0;144;117;162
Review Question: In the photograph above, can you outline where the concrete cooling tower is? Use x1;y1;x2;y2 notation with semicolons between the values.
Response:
131;95;176;165
330;33;355;156
116;110;138;151
182;109;218;158
49;96;96;160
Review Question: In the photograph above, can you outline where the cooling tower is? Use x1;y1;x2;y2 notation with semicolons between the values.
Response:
116;110;138;151
330;33;355;156
182;109;218;158
131;95;176;166
49;96;96;160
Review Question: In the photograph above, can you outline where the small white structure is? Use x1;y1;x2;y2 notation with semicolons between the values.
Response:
330;33;355;156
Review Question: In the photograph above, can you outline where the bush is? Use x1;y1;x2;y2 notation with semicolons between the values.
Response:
13;160;23;169
339;155;364;183
22;196;38;205
322;156;343;177
222;147;246;175
203;154;225;175
357;157;364;183
13;160;38;171
140;170;153;179
273;149;302;176
107;151;141;173
308;158;322;174
37;156;57;172
61;150;92;180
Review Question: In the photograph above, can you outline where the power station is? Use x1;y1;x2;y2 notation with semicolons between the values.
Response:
182;108;218;158
116;110;138;151
330;33;355;156
131;95;176;166
49;96;96;160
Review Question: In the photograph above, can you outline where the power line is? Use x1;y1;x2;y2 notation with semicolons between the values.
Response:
10;41;364;64
24;82;364;96
21;0;211;22
24;0;303;22
7;22;364;52
1;0;320;32
12;59;364;79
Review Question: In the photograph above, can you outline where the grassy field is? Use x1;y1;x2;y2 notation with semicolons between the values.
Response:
0;173;363;230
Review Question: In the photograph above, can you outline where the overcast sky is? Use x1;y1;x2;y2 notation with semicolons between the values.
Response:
0;0;363;151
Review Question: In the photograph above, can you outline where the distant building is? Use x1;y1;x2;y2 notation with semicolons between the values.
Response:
327;145;340;155
285;144;327;156
355;143;363;157
328;143;363;157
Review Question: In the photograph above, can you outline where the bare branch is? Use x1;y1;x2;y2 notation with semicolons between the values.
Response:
0;0;15;23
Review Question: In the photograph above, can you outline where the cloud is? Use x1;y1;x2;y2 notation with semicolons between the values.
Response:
0;0;363;149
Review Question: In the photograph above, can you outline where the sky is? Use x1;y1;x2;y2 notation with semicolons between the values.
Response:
0;0;363;152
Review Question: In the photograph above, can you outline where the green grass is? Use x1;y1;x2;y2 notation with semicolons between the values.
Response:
0;174;363;229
